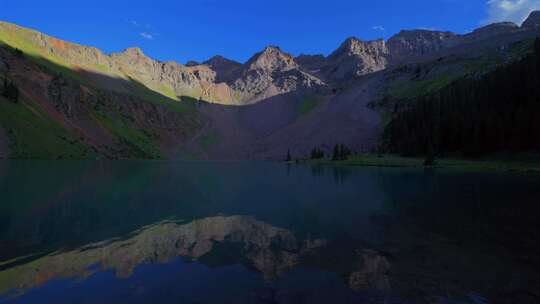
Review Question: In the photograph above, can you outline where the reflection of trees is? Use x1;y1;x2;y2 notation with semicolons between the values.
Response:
332;166;351;185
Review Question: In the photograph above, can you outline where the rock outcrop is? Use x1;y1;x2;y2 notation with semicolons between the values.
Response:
324;38;388;81
387;30;458;62
230;46;325;103
108;48;237;103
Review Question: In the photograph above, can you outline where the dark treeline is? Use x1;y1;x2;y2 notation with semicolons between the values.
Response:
332;144;351;161
310;147;325;159
383;38;540;157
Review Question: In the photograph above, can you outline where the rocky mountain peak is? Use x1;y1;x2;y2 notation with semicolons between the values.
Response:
203;55;242;82
245;46;298;72
204;55;241;69
522;10;540;29
122;47;146;58
333;37;387;57
324;37;388;80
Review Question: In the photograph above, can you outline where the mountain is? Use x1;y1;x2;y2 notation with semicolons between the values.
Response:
1;11;540;160
324;38;388;81
386;30;458;62
229;46;325;103
522;10;540;29
465;22;519;41
202;55;242;83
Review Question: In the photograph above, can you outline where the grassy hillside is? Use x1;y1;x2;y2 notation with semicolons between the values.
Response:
0;96;95;159
0;36;204;159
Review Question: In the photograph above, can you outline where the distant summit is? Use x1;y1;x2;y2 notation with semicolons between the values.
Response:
522;10;540;29
202;55;242;83
387;30;457;61
325;37;388;80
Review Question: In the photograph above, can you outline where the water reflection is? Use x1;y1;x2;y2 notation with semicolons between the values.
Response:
0;216;396;304
0;161;539;303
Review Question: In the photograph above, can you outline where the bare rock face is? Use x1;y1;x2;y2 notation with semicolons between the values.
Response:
387;30;458;62
231;46;325;103
324;38;388;81
245;46;298;72
522;10;540;29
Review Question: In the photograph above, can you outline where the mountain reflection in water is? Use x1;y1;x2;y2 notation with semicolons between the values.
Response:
0;161;539;303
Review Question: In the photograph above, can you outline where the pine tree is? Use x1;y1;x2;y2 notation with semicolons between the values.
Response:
286;149;291;162
332;144;339;161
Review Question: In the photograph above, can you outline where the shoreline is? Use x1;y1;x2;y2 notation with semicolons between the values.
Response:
294;154;540;173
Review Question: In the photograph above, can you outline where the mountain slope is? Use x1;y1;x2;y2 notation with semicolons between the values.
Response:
1;11;540;160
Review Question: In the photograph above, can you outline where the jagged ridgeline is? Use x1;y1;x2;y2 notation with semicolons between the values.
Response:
382;38;540;157
1;11;540;160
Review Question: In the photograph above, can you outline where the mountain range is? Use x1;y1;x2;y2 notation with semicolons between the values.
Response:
1;11;540;159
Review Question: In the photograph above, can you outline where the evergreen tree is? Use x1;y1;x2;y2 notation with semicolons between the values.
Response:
383;40;540;157
286;149;291;162
310;147;325;159
332;144;339;161
14;48;23;58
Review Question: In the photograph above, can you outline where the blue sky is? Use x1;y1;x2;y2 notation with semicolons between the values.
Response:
1;0;539;63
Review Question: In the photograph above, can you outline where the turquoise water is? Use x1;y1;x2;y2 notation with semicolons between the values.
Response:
0;161;539;303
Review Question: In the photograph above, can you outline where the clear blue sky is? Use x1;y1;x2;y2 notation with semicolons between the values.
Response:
1;0;538;64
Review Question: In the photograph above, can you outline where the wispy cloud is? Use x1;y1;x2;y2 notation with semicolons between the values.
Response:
127;20;157;40
140;32;154;40
485;0;540;24
371;25;386;32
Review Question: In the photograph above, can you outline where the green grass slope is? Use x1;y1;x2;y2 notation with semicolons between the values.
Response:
0;96;95;159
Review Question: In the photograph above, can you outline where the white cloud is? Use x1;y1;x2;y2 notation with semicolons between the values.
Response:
372;25;386;32
486;0;540;24
140;32;154;40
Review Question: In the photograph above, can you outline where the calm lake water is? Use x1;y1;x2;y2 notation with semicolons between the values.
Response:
0;161;539;304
